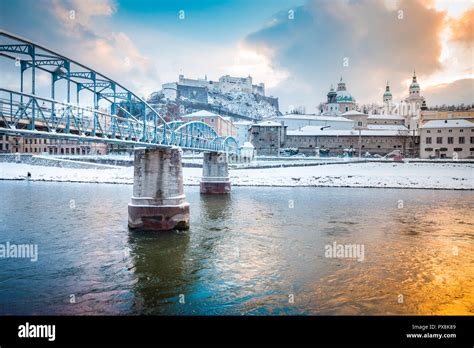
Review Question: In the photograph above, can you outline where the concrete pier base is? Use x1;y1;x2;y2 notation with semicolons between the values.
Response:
200;152;231;194
128;147;190;231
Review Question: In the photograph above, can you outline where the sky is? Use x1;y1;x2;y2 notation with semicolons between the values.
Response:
0;0;472;113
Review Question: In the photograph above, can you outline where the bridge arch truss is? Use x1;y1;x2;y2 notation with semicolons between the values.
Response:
0;31;239;154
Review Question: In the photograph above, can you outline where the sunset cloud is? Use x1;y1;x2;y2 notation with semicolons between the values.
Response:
448;7;473;46
244;0;456;110
1;0;472;108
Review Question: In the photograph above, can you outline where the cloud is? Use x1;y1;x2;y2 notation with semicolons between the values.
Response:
223;43;289;89
423;78;474;106
3;0;471;108
244;0;452;110
448;7;473;46
45;0;157;97
51;0;117;39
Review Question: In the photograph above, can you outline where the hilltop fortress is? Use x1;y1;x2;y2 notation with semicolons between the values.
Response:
161;74;278;111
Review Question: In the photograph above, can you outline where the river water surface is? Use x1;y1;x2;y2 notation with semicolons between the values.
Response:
0;181;473;315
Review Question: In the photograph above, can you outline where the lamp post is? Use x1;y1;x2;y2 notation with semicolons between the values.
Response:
320;126;331;157
358;128;362;158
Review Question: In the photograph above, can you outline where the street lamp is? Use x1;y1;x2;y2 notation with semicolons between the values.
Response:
320;126;331;157
358;128;362;158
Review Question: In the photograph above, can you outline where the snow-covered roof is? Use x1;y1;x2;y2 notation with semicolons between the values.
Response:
287;126;408;137
233;120;253;126
242;141;254;148
276;115;354;122
367;114;404;120
182;110;220;118
341;110;367;117
367;124;409;131
255;120;284;127
162;82;177;89
420;119;474;129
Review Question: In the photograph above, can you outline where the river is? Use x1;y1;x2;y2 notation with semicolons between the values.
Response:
0;181;473;315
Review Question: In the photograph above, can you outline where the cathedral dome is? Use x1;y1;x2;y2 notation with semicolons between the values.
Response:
335;77;355;102
336;90;355;102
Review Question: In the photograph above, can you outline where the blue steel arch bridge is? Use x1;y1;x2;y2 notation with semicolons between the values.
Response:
0;31;239;154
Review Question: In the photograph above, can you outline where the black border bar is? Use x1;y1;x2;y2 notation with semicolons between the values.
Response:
0;315;472;346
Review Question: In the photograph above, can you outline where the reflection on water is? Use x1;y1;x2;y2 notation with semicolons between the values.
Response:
0;181;473;315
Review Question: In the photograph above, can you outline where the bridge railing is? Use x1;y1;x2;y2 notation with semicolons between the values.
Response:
0;88;165;145
0;89;240;154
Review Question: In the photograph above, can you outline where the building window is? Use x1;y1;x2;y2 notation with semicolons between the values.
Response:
448;129;452;133
454;148;462;152
425;148;433;151
447;137;453;144
426;137;432;144
460;129;464;133
437;130;441;133
427;130;430;133
436;137;442;144
471;137;474;144
459;137;465;144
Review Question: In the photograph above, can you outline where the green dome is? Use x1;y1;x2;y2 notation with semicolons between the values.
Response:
336;95;354;102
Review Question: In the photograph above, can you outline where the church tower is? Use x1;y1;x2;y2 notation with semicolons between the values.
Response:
408;71;421;100
327;85;337;103
383;81;392;104
324;85;339;115
337;77;346;92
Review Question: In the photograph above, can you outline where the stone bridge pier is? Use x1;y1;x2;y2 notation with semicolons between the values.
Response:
128;147;190;231
200;152;231;194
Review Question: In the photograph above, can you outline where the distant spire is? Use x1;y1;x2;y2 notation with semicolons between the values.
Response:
340;76;343;82
386;81;390;92
413;70;417;82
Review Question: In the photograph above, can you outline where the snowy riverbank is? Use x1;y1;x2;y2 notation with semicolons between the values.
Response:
1;161;473;190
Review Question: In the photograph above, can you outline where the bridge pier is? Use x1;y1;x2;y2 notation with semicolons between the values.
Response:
128;147;190;231
200;152;231;194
